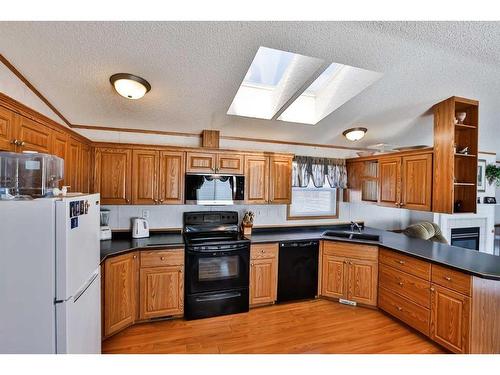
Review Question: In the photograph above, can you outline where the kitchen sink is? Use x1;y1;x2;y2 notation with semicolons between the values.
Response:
322;230;380;242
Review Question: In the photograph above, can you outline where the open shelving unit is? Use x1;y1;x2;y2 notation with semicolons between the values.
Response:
433;96;479;214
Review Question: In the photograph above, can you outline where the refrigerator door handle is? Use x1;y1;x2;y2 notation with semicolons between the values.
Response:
73;270;99;303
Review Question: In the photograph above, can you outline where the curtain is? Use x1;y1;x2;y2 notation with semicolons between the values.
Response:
292;156;347;189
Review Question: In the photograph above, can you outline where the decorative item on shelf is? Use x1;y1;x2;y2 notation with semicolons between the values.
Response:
454;200;463;213
241;211;255;237
457;146;469;155
485;163;500;186
483;197;497;204
456;112;467;124
477;159;487;192
453;117;459;125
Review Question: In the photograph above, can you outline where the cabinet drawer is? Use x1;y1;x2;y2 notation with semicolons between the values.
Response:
379;248;431;280
140;249;184;268
379;263;431;308
322;241;378;261
431;264;471;296
251;243;279;259
379;286;430;336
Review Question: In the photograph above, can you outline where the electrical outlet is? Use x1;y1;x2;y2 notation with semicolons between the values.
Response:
142;209;150;219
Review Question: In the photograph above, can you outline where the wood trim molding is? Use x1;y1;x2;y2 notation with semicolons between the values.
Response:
0;53;72;127
72;123;201;139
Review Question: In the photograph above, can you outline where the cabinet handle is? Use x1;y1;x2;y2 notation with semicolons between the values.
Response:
178;269;182;273
11;139;18;145
444;276;451;281
20;141;25;146
398;282;404;286
398;260;405;265
430;287;435;292
126;199;130;204
133;255;137;259
260;249;265;253
396;306;403;311
395;202;400;207
161;256;165;261
251;262;254;266
154;199;159;204
159;199;164;204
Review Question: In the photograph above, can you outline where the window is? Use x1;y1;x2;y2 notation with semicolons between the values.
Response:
287;179;339;220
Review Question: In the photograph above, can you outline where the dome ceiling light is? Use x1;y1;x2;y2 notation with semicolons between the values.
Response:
110;73;151;100
342;127;367;141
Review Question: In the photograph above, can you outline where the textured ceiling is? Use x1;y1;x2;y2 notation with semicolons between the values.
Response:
0;21;499;154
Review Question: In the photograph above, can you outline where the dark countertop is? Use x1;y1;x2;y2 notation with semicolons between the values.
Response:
100;225;500;280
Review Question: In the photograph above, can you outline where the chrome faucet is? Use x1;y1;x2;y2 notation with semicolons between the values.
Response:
350;221;362;233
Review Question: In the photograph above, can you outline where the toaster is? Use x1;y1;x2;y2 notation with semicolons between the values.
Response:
132;217;150;238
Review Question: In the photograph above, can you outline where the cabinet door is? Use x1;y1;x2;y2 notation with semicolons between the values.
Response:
16;115;52;153
378;157;401;208
52;131;68;187
250;257;278;306
104;252;138;337
132;149;158;205
158;151;185;204
139;265;184;319
186;151;216;173
401;153;433;211
0;106;15;151
269;156;292;204
94;148;132;205
430;284;471;353
80;144;91;193
67;138;81;193
245;155;269;204
347;259;378;306
217;153;244;174
320;255;348;299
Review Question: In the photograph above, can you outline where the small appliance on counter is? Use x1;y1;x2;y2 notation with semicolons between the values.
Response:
100;209;112;241
132;217;150;238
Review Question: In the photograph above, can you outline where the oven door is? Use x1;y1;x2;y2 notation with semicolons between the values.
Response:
186;244;249;294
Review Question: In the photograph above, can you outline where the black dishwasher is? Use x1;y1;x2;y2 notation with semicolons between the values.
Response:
277;240;319;303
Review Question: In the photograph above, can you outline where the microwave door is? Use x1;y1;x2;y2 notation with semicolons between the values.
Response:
213;176;234;205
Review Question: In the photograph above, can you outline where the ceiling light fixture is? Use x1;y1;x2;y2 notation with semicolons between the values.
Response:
110;73;151;100
343;127;367;141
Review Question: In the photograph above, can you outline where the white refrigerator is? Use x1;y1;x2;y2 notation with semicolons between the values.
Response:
0;193;101;354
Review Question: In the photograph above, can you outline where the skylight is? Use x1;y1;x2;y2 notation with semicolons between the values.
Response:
227;47;324;120
227;47;383;125
277;63;382;125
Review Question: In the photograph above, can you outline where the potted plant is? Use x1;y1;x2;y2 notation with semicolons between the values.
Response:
485;164;500;186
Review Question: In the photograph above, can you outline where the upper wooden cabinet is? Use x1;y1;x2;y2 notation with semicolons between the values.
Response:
94;147;132;205
131;149;185;205
378;156;401;208
80;144;92;193
16;115;52;153
269;156;292;204
400;153;433;211
345;160;378;203
158;151;185;204
245;155;269;204
186;151;244;174
0;106;15;151
433;96;479;214
67;137;81;192
103;252;139;338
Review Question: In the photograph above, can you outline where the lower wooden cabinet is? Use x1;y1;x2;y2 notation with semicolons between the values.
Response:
250;243;278;306
430;283;471;354
320;241;378;306
139;265;184;319
103;252;139;337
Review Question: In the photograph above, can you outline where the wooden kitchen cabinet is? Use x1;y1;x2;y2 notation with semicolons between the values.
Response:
244;155;269;204
139;265;184;319
66;137;81;192
250;243;278;306
132;149;158;205
186;151;217;173
16;115;52;153
0;105;15;151
94;147;132;204
378;156;401;208
80;143;92;193
104;252;139;337
158;150;185;204
400;153;433;211
217;152;244;174
430;283;471;354
269;156;292;204
320;241;378;306
51;130;68;187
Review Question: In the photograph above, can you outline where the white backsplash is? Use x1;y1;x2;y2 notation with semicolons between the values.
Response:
102;202;411;231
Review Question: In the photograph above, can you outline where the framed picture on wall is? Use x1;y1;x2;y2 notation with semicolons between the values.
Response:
477;159;487;192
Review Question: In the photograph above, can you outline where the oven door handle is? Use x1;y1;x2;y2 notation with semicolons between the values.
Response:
195;291;242;302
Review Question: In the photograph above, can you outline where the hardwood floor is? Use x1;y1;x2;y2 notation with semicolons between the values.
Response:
102;299;446;354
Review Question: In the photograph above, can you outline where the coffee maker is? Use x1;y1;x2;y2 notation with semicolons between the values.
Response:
100;209;112;240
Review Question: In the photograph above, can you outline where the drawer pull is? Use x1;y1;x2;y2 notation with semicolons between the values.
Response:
398;282;404;286
396;306;403;311
430;287;435;292
161;256;165;261
398;260;405;265
261;249;265;253
444;276;451;281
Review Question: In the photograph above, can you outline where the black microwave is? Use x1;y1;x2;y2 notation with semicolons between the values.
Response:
185;174;245;205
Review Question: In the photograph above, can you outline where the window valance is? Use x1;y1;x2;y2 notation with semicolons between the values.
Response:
292;156;347;188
